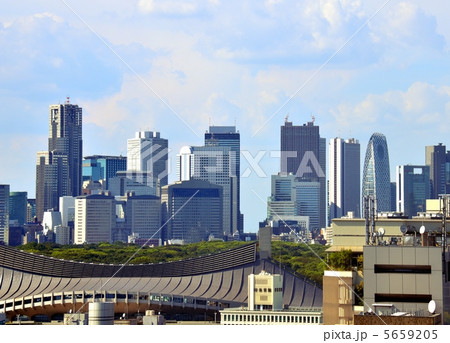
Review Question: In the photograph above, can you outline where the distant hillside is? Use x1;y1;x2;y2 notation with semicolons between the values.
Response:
17;240;328;285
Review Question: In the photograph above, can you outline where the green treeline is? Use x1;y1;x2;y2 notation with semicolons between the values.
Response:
17;240;248;265
271;241;328;285
17;241;351;287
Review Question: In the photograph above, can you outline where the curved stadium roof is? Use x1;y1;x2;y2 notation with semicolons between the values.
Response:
0;242;323;319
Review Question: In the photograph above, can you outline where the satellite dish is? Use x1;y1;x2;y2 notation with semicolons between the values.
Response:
400;225;407;234
428;300;436;314
378;228;385;236
420;226;426;234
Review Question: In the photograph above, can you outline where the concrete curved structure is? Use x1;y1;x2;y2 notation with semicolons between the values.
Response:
0;243;322;321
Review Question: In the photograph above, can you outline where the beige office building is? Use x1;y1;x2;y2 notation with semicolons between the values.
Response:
75;193;115;244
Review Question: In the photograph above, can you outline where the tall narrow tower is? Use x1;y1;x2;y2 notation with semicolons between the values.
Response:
205;126;242;233
36;98;82;222
329;137;360;222
48;98;83;197
425;143;447;198
362;133;391;213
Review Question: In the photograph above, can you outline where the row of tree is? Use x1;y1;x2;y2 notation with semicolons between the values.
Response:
18;241;359;287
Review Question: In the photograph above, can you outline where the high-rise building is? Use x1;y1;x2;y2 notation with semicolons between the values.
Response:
0;185;10;244
280;119;326;229
176;146;194;182
267;174;297;219
194;145;235;236
83;155;127;189
42;210;62;235
59;196;75;227
267;174;319;232
328;138;360;222
74;193;115;244
362;133;391;212
425;143;449;198
9;191;27;226
127;131;168;188
179;145;236;235
35;151;69;221
36;98;82;222
123;193;161;240
390;182;397;212
205;126;242;232
27;199;36;223
48;99;83;197
396;165;430;218
108;171;159;197
161;179;223;243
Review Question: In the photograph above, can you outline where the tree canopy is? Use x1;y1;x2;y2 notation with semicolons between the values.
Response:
17;240;335;286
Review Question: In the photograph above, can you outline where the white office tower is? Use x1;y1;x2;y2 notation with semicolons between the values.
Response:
176;146;194;181
42;210;62;235
328;138;360;223
195;146;236;236
75;193;115;244
127;131;169;187
59;196;75;227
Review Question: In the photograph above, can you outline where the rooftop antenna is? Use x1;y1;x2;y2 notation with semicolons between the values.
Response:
66;96;70;104
311;114;315;124
284;113;289;123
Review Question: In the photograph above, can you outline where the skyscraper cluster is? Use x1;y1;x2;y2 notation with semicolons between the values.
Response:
21;99;243;245
3;96;450;247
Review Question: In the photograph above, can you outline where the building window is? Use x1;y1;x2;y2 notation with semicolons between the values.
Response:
374;264;431;274
375;293;432;303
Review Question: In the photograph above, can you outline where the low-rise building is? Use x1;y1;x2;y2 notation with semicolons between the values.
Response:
220;270;323;325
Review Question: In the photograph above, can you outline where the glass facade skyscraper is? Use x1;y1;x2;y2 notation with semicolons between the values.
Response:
161;179;223;243
280;119;326;229
425;143;450;198
83;155;127;189
362;132;391;212
205;126;242;233
396;165;430;218
267;174;320;232
9;191;27;226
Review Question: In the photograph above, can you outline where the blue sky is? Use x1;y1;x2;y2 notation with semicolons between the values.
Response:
2;0;450;232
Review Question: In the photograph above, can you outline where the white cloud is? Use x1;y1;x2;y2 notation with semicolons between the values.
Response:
137;0;199;15
369;2;445;53
331;82;450;134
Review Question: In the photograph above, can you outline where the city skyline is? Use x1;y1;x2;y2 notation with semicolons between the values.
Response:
2;1;450;231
